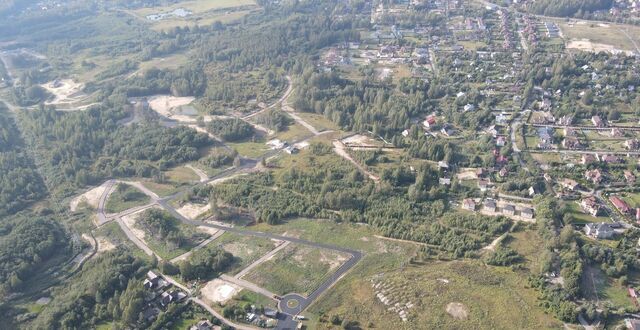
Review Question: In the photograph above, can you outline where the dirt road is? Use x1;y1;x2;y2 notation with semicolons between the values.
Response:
332;141;380;182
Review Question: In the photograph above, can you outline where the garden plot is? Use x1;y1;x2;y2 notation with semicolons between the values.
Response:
242;244;350;296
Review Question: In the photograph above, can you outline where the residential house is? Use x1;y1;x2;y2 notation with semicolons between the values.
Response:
440;125;455;137
438;161;449;170
502;204;516;216
499;167;508;178
581;154;597;165
439;177;451;185
610;128;624;137
556;115;573;126
624;318;640;330
624;139;640;150
160;290;187;307
496;136;506;147
636;208;640;223
144;271;161;289
585;169;603;184
624;170;636;183
190;320;214;330
563;127;577;137
580;196;601;216
495;113;508;125
401;129;409;137
559;178;579;191
264;309;279;319
478;179;490;192
463;104;476;112
484;199;497;212
423;115;437;129
584;222;614;239
610;196;631;214
601;154;622;164
462;198;476;211
562;137;581;149
521;208;534;219
544;173;552;182
592;115;605;127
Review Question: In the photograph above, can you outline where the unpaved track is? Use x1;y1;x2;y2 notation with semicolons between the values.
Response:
185;164;209;182
333;140;380;182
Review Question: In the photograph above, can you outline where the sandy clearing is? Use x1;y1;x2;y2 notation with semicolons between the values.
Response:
208;173;248;186
95;236;116;253
566;39;633;55
446;302;469;320
456;169;478;180
197;226;219;235
201;279;242;304
70;183;109;211
342;134;380;147
41;79;87;105
176;202;210;219
148;95;195;117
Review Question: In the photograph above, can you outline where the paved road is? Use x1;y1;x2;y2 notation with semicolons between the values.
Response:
235;241;290;279
170;229;225;264
220;274;279;301
115;217;159;259
96;180;117;226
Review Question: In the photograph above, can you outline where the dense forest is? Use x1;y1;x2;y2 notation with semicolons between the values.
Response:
528;0;613;17
17;104;212;196
0;103;46;216
0;215;69;295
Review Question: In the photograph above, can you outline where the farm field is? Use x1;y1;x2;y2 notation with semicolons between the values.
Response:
243;244;351;296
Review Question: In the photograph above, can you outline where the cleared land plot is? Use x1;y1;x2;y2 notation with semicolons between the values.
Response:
557;20;640;54
69;182;111;212
310;259;562;329
243;244;350;296
201;278;242;304
139;167;199;197
105;183;150;214
294;112;340;132
212;232;280;276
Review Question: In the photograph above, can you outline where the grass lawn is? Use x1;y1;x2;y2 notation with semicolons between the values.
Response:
140;167;199;197
166;166;200;183
105;183;150;214
227;140;270;159
564;201;611;224
581;266;636;310
504;228;546;273
294;112;340;132
274;122;314;142
620;192;640;208
94;222;151;260
212;232;279;276
243;244;351;296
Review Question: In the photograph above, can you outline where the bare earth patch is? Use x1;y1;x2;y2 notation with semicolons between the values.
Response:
70;183;109;211
95;236;116;254
201;279;242;304
176;202;210;219
566;39;632;55
147;95;195;118
342;134;380;147
41;79;87;105
197;226;219;236
446;302;469;320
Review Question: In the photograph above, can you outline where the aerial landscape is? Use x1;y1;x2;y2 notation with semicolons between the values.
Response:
1;0;640;329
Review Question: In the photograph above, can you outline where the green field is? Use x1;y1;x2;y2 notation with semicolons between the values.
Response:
243;244;351;296
556;20;640;53
581;266;636;310
105;183;150;214
295;112;341;132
